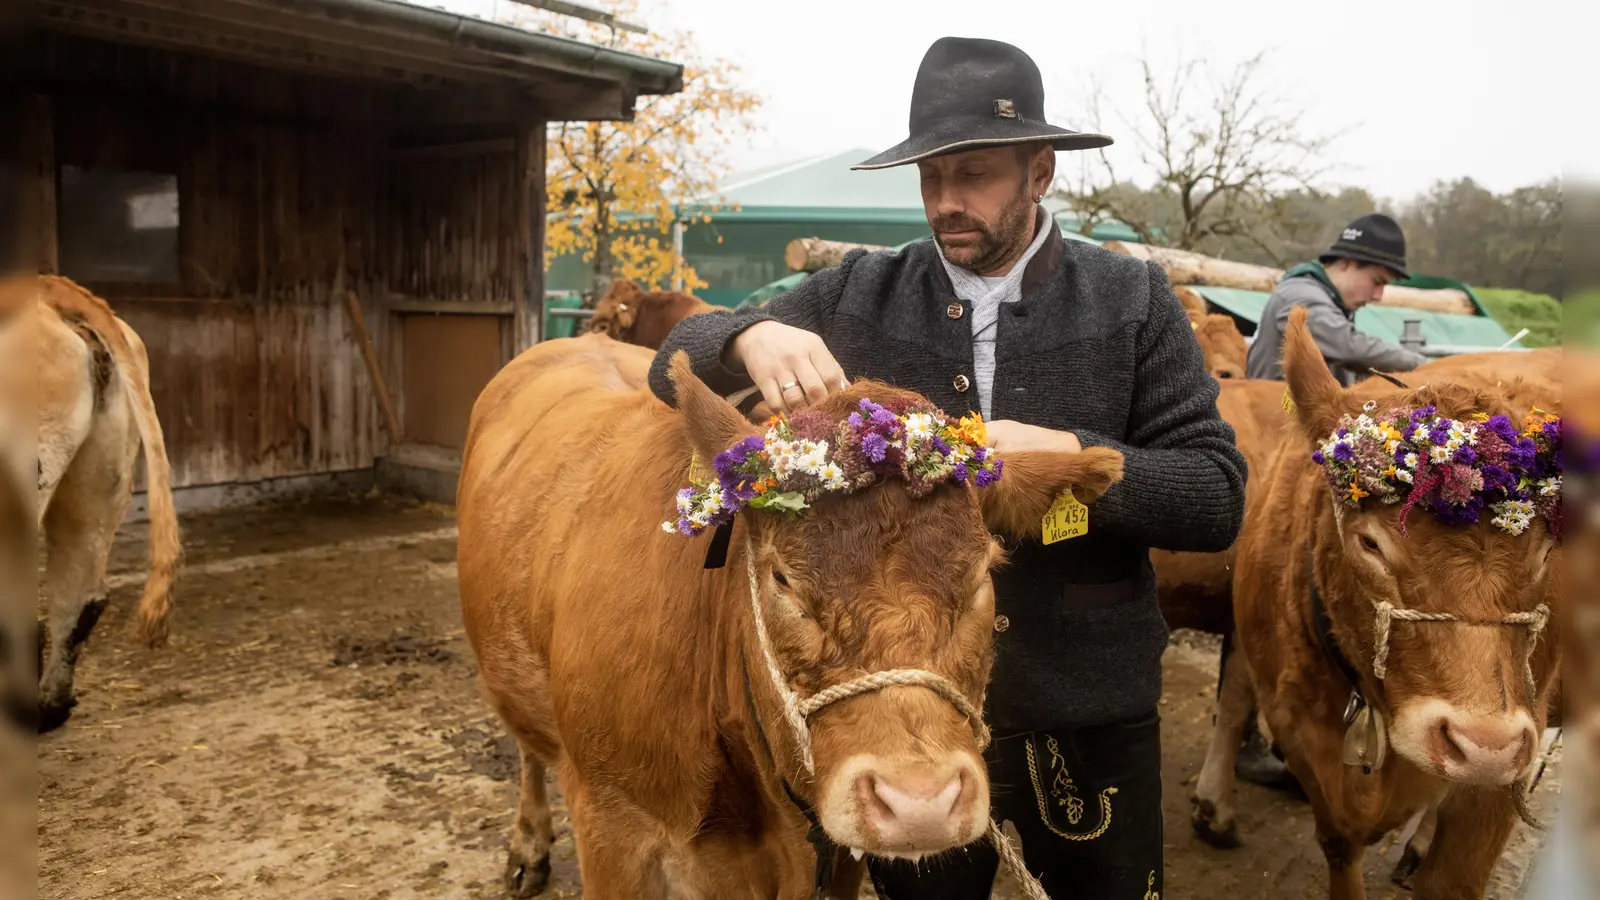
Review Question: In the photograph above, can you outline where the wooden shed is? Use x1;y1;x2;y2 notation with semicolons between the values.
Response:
15;0;682;508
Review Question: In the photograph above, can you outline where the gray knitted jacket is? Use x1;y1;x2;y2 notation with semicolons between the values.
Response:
647;220;1248;730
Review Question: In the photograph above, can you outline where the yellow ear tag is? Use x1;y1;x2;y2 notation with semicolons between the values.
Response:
1281;388;1297;418
688;451;713;485
1042;491;1090;545
1190;319;1199;331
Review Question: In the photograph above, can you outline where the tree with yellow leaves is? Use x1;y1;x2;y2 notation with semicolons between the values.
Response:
498;0;762;295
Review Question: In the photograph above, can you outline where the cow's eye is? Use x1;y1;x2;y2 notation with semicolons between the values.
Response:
772;570;790;589
1358;534;1380;553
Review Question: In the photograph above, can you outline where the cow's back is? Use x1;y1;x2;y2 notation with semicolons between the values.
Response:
456;334;728;830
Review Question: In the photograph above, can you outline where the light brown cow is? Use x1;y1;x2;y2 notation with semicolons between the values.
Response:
1152;378;1289;634
586;279;725;350
1177;288;1249;381
456;332;1124;898
1193;307;1561;900
1;275;182;732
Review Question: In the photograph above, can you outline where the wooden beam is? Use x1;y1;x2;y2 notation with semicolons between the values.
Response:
513;121;546;354
388;138;515;161
34;94;58;274
387;297;514;316
344;289;404;443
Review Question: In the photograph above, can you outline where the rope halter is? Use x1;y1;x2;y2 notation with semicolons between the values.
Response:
1368;598;1553;830
742;541;990;775
742;540;1048;900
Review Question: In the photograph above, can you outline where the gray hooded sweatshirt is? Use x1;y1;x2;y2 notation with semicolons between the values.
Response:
1245;262;1428;385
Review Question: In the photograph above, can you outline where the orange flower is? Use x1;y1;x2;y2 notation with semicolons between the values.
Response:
1347;478;1369;502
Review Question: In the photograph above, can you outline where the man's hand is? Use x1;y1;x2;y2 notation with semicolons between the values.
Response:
986;420;1082;454
727;321;849;414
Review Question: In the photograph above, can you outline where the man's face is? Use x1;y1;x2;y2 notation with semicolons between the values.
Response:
1329;259;1397;309
918;146;1048;275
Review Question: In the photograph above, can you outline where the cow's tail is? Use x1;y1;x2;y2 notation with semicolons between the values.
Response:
44;277;182;648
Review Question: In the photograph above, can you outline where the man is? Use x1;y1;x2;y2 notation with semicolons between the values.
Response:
647;37;1246;898
1245;213;1428;384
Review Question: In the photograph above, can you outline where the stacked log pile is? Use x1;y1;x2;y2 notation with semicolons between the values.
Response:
782;235;1477;318
1102;241;1475;316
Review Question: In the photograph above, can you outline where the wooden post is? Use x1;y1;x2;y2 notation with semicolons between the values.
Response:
343;289;403;443
513;122;546;355
35;94;57;275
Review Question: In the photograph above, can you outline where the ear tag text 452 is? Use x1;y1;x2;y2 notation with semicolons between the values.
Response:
1042;491;1090;545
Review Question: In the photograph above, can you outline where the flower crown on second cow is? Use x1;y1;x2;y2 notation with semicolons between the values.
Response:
1311;400;1563;537
665;399;1003;537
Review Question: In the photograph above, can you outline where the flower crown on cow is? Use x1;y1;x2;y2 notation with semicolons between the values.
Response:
664;399;1003;537
1311;401;1563;537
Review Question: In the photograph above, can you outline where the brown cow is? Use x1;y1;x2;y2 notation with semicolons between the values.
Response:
1176;288;1249;381
1;276;182;732
456;333;1124;898
1193;307;1561;900
1152;378;1289;633
587;279;725;350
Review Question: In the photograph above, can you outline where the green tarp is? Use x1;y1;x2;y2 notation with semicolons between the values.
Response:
1190;282;1521;354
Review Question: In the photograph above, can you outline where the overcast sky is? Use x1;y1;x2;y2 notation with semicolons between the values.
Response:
430;0;1566;201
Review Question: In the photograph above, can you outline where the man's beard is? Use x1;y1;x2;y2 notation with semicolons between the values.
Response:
932;191;1037;275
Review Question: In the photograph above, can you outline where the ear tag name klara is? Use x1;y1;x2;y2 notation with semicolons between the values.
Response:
1042;491;1090;545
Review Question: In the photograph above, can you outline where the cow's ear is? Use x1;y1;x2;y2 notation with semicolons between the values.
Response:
668;352;758;461
980;446;1125;540
1282;305;1354;443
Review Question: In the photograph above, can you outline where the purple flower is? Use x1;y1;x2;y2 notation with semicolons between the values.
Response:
1507;439;1537;470
1331;443;1354;463
973;447;988;464
1484;415;1515;441
1336;427;1350;438
677;519;697;536
862;433;889;462
1428;425;1450;446
1312;449;1326;465
848;412;863;429
1454;444;1477;465
931;436;952;456
974;467;998;488
952;462;970;483
870;407;900;428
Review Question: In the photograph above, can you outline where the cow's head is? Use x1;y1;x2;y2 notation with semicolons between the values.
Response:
584;279;643;340
667;353;1124;859
1283;307;1561;787
1195;313;1248;381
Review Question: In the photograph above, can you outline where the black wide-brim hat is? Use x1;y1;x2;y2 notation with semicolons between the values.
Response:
852;37;1112;171
1317;212;1411;279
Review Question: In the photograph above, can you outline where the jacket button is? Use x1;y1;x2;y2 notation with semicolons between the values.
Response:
947;303;964;320
953;374;970;393
994;615;1010;633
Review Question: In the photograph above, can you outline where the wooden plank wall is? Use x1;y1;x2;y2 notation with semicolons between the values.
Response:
37;33;535;489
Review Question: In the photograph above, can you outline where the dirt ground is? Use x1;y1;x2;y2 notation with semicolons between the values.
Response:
38;495;1558;900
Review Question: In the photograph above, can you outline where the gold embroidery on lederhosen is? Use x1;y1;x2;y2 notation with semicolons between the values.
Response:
1144;871;1159;899
1024;734;1118;841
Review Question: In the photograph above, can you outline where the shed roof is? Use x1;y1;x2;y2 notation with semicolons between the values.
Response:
38;0;684;121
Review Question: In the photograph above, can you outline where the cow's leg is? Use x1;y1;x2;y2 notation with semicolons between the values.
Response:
506;742;555;898
565;779;680;900
1409;786;1516;900
1192;628;1255;848
1390;801;1438;887
1316;828;1367;900
37;425;132;733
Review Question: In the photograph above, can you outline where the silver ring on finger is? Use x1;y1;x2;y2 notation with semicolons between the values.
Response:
780;380;800;392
